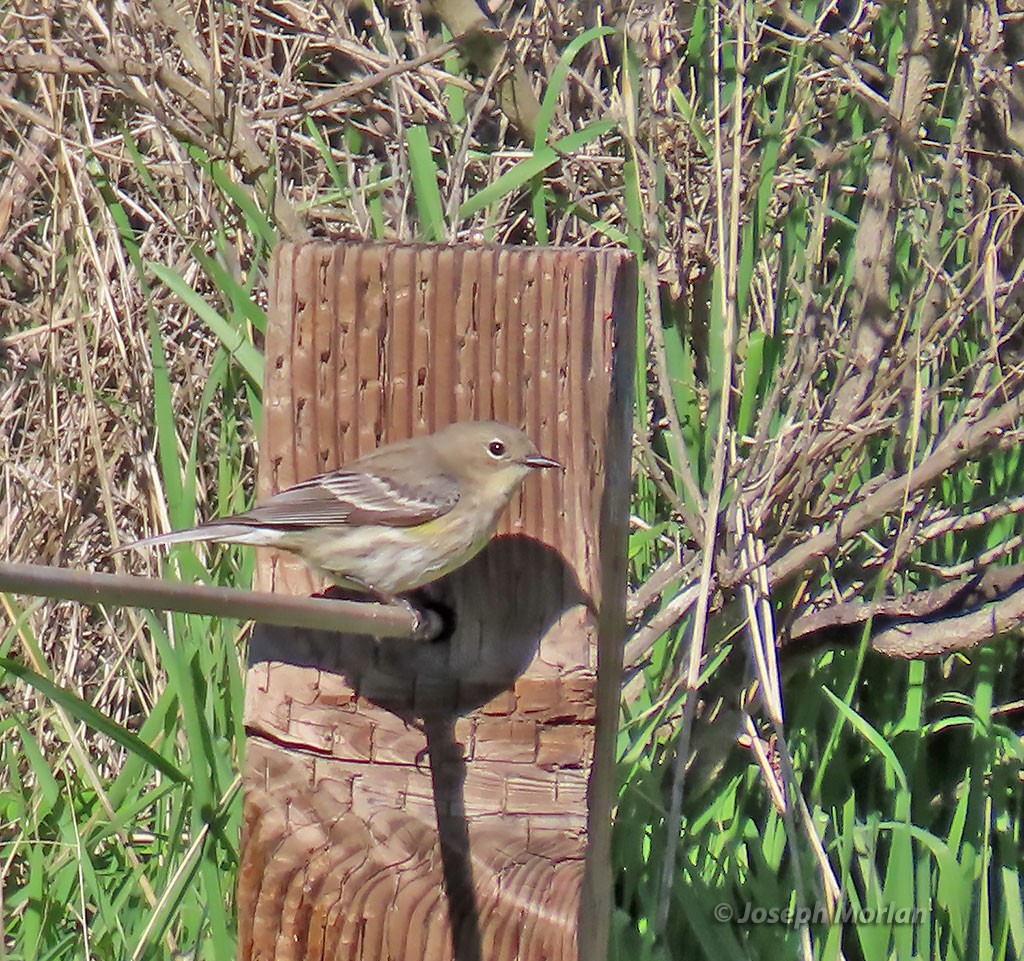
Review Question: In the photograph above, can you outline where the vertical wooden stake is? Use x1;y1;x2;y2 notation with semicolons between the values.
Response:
238;243;635;961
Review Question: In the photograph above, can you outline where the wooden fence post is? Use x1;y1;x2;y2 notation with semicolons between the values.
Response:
238;243;635;961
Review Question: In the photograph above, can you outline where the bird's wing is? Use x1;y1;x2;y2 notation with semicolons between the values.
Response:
218;469;460;530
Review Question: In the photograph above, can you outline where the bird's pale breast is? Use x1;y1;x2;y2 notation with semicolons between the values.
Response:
279;508;500;595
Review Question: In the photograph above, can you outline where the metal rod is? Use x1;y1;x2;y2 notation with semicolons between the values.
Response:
0;561;418;637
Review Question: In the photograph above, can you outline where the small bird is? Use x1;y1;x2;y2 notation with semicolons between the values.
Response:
119;421;561;600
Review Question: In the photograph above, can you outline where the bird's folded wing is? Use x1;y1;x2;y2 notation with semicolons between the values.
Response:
223;470;460;529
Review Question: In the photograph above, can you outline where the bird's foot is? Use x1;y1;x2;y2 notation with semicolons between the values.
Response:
398;597;444;642
339;577;446;642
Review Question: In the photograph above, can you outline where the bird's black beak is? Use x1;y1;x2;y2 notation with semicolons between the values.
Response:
522;453;563;471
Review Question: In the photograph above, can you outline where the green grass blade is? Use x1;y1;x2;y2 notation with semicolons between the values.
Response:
458;120;617;220
147;261;264;385
406;125;446;241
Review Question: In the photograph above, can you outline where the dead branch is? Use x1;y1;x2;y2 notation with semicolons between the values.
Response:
766;387;1024;590
868;590;1024;657
830;0;936;425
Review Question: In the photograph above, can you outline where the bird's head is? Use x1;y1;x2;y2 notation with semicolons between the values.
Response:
437;421;562;498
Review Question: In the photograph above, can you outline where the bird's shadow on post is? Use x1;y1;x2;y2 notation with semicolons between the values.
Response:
249;534;588;961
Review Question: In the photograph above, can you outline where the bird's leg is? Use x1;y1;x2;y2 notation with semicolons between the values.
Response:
344;576;442;642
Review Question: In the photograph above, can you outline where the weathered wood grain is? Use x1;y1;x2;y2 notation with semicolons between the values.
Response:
239;243;635;961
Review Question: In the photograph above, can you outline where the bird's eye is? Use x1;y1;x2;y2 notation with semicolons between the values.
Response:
488;440;507;457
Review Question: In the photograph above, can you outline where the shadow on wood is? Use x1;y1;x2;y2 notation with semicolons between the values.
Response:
249;536;585;719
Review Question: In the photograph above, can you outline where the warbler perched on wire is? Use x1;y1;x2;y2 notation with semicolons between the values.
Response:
119;421;561;600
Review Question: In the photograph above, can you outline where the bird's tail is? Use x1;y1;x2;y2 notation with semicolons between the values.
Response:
110;523;261;554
